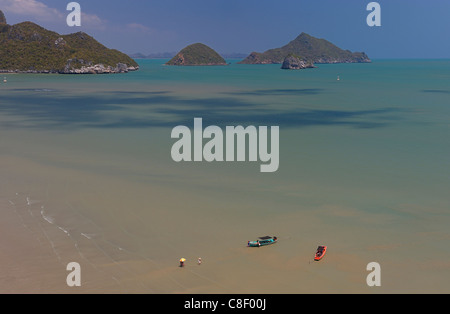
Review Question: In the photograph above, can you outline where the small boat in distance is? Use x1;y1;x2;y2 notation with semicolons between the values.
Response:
248;236;277;247
314;246;327;261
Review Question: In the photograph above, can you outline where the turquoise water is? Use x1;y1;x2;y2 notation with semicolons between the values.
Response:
0;59;449;293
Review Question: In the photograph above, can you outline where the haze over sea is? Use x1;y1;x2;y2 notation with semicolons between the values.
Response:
0;59;449;293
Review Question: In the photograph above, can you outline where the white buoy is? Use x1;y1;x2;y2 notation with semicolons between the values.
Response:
3;77;6;83
337;76;340;81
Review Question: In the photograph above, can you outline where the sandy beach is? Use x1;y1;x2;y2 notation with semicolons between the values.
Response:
1;146;449;294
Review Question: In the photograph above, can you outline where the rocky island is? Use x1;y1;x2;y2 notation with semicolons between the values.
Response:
281;54;315;70
0;10;138;74
239;32;371;65
166;43;227;66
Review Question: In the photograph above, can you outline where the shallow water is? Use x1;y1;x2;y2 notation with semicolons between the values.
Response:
0;59;449;293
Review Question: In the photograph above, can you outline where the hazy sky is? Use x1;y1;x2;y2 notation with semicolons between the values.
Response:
1;0;449;58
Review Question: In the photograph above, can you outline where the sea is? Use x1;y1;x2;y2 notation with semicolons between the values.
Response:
0;59;449;293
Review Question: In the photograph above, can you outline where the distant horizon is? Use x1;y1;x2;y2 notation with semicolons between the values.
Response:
127;51;450;61
130;55;450;61
1;0;450;59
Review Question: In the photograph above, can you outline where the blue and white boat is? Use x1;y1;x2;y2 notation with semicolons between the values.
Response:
248;236;277;247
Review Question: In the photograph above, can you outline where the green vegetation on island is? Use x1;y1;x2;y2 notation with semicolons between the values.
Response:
0;10;139;74
166;43;227;66
239;32;371;65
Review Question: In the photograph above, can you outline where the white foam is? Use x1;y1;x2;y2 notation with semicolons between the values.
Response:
81;233;93;240
58;226;70;236
40;209;55;224
26;197;42;206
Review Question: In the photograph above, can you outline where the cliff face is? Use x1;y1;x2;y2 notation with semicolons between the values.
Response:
0;11;139;74
281;54;315;70
239;32;371;65
0;10;6;24
166;43;227;66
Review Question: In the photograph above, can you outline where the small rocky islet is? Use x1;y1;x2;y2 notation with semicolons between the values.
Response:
281;54;316;70
165;43;227;66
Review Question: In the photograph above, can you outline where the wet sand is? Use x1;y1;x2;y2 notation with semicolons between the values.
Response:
1;144;449;293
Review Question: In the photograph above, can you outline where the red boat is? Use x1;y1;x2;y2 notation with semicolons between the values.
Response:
314;246;327;261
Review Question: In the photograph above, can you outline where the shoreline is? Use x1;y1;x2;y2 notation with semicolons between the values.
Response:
0;66;140;75
0;197;69;293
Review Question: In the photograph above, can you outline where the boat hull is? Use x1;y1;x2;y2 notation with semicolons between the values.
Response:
314;246;327;261
248;238;277;247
